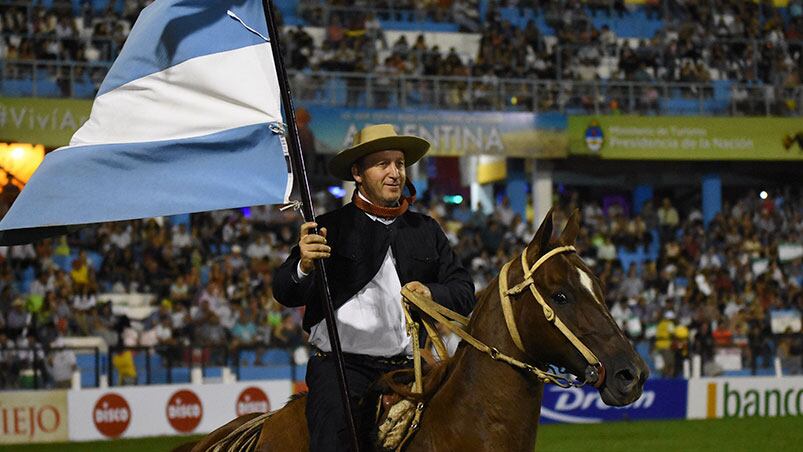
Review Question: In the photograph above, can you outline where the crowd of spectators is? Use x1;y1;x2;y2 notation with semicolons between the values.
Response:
298;0;481;28
0;1;146;63
2;1;801;113
476;0;803;113
575;189;803;377
1;181;801;387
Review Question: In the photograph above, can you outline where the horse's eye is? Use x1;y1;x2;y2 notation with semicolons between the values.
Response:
552;292;569;305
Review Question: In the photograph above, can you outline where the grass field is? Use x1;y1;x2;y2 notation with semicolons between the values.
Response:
3;416;801;451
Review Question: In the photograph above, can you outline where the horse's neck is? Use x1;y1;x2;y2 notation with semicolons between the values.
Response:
422;291;545;451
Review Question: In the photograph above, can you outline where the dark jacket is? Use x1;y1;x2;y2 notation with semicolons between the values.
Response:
273;203;475;331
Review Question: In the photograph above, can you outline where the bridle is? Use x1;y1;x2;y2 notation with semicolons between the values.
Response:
498;245;605;389
401;244;605;393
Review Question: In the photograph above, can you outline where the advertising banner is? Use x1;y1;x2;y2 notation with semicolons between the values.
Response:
688;376;803;419
301;106;568;158
0;390;69;444
67;380;292;441
539;378;687;424
0;97;92;148
568;115;803;160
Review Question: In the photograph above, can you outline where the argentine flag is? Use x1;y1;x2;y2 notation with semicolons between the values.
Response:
0;0;292;245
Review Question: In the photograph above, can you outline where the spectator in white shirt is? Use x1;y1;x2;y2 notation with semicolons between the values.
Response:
49;337;76;389
109;223;132;249
246;234;273;260
171;223;192;250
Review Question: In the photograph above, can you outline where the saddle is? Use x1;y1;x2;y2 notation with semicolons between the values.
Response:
374;392;424;451
367;289;469;451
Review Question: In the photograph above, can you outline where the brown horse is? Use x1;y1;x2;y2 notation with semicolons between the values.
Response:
183;209;648;451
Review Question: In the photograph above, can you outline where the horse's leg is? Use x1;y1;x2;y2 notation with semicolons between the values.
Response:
256;395;309;452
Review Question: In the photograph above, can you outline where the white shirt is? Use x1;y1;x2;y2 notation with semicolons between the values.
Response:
172;230;192;249
50;349;76;382
72;293;97;311
301;194;412;357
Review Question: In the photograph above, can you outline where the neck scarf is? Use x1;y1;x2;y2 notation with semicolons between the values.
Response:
352;180;417;219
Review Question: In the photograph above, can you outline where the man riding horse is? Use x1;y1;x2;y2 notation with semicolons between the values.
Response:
273;124;476;451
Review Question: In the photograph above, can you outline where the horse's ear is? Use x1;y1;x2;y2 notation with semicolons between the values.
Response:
560;208;581;245
529;207;554;257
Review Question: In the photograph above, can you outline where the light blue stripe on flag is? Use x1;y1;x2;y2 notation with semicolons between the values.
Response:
99;0;269;95
0;0;292;245
0;124;289;242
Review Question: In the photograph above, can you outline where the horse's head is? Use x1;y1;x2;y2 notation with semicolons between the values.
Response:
508;208;648;406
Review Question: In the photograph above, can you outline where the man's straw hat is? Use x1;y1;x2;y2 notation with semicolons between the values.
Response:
327;124;430;181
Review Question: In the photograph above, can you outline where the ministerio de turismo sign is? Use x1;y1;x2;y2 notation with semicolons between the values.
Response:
569;115;803;160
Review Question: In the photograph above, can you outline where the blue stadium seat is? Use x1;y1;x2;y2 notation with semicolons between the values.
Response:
704;80;732;114
380;21;459;32
661;97;701;115
274;0;301;25
134;352;148;384
76;353;98;387
72;80;97;98
200;265;210;286
263;349;291;366
150;367;168;384
20;266;36;294
168;366;192;383
295;364;307;380
635;341;654;372
500;7;527;28
203;366;224;379
148;366;192;384
239;349;257;366
85;251;103;272
589;9;663;38
239;365;293;380
3;80;34;97
617;245;647;272
53;254;73;272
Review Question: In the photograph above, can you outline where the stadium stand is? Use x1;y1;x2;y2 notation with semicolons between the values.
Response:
0;1;801;389
0;179;800;387
0;0;801;114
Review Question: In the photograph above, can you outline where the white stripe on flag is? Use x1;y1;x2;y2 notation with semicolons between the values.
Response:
71;43;281;147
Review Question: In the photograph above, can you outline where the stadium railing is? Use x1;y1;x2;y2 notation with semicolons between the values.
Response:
2;59;801;117
0;344;102;390
0;343;306;390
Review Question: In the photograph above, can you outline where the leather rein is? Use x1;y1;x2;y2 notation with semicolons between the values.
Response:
401;244;604;394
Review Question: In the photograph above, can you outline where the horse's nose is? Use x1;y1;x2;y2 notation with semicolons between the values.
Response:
612;365;642;394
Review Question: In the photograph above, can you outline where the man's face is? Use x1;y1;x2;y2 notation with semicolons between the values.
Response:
352;150;406;207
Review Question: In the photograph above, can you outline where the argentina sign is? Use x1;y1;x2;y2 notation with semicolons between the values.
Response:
299;106;568;158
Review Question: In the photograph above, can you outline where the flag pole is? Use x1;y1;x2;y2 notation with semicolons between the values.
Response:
261;1;361;451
